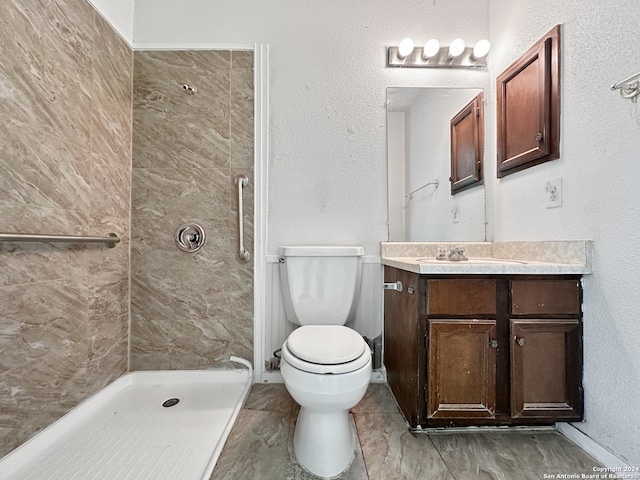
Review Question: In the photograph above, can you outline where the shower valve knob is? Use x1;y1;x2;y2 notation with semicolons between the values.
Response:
175;223;206;253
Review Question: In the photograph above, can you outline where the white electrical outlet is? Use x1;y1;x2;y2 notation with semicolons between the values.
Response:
545;179;562;208
452;206;460;223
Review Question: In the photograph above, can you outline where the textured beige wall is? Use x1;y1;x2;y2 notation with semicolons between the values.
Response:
0;0;132;456
130;51;254;370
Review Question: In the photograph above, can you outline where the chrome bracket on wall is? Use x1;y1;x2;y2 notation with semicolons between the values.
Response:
175;223;206;253
611;71;640;102
383;281;403;292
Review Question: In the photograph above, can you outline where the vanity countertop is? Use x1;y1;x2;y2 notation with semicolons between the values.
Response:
381;241;593;275
382;256;589;275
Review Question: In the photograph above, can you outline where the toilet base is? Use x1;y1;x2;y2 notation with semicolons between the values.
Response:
293;407;354;478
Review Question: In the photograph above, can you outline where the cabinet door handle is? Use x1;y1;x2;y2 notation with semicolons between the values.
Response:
535;132;544;142
516;337;526;347
490;339;499;349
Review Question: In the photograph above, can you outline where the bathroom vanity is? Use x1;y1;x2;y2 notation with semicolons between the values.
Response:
381;242;592;429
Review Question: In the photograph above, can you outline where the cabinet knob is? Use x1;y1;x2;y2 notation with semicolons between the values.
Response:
516;337;526;347
535;132;544;142
490;339;499;349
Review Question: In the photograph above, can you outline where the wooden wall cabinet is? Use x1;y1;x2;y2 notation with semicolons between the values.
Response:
450;92;484;194
496;25;561;177
383;267;583;429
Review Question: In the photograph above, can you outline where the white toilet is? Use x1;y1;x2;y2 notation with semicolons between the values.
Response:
279;245;372;478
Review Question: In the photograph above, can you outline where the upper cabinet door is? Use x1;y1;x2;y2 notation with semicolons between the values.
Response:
497;25;561;177
450;92;484;194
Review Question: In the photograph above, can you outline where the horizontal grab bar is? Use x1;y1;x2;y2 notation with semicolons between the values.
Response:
0;232;120;248
611;71;640;102
611;71;640;91
405;179;440;200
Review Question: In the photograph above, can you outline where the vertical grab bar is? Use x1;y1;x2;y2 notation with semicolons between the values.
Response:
234;174;251;263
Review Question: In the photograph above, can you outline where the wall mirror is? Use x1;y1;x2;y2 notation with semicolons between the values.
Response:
387;87;487;242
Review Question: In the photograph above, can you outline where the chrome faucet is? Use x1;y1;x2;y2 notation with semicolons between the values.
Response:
447;245;468;261
436;245;468;261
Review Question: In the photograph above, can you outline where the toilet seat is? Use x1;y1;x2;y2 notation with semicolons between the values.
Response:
282;325;371;374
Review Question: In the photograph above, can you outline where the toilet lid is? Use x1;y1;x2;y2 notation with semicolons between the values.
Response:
287;325;366;364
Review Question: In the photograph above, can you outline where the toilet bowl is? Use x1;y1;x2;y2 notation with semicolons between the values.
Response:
280;325;372;478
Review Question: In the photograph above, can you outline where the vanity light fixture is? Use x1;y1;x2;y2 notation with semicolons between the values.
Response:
471;39;491;60
422;39;440;59
448;38;466;59
388;38;491;68
397;38;415;59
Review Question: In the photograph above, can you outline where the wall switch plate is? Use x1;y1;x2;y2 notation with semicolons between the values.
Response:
452;206;460;223
545;179;562;208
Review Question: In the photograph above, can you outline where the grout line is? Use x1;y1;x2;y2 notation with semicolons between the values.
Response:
425;433;459;480
352;413;371;480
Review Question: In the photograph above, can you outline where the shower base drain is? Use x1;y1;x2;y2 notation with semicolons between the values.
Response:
162;398;180;408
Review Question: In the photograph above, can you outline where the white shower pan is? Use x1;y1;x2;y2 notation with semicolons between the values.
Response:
0;361;252;480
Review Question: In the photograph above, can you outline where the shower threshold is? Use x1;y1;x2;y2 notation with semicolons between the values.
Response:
0;364;253;480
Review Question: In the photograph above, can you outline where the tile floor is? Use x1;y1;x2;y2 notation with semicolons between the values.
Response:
210;383;602;480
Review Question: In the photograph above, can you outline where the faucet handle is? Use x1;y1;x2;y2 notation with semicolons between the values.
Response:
448;245;469;261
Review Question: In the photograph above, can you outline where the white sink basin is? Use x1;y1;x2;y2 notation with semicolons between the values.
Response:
417;257;528;265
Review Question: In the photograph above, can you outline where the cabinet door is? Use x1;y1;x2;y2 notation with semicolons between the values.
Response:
450;92;484;194
427;319;497;419
497;25;560;177
510;319;582;420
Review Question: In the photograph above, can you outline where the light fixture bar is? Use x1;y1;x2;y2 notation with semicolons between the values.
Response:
388;45;488;68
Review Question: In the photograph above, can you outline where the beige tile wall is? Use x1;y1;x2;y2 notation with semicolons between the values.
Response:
0;0;133;456
130;51;254;370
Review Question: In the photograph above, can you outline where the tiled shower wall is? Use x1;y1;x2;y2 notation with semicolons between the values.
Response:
0;0;132;457
130;51;254;370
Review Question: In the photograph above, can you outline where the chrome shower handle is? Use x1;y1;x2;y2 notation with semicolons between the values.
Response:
234;174;251;263
175;223;206;253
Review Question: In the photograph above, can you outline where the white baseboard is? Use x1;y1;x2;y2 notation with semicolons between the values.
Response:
257;371;283;383
556;422;630;469
370;369;387;383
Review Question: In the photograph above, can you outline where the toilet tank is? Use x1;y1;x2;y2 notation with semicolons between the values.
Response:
279;246;364;326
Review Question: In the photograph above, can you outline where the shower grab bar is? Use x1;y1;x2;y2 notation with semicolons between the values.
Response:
0;232;120;248
234;174;251;263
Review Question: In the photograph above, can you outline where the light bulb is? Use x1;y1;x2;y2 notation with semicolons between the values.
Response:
448;38;465;58
422;39;440;59
398;38;415;59
472;39;491;59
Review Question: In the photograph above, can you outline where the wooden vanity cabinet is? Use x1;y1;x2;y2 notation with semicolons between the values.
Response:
383;267;583;429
